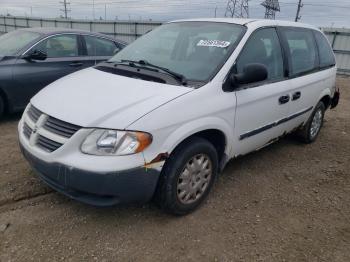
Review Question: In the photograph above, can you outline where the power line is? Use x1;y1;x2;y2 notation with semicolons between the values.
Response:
3;0;350;22
225;0;249;18
93;0;95;20
261;0;280;19
59;0;70;19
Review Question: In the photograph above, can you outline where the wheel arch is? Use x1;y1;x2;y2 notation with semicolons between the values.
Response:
320;95;331;110
174;129;227;165
153;117;233;169
317;89;332;110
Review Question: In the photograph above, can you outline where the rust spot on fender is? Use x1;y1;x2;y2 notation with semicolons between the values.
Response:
144;152;169;168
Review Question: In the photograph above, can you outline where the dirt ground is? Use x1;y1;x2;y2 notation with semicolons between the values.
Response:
0;77;349;262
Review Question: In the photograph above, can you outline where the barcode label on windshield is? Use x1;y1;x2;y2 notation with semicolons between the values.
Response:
197;40;231;48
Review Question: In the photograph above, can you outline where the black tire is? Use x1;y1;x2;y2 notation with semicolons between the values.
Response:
0;95;4;119
155;137;218;216
298;101;325;144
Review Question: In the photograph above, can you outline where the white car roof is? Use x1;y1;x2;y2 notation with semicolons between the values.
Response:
171;18;320;31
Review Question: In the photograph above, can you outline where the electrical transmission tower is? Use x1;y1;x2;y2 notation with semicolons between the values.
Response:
261;0;280;19
295;0;303;22
225;0;249;18
59;0;71;19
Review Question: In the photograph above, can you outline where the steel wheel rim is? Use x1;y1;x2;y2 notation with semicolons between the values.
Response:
177;153;213;205
310;109;323;139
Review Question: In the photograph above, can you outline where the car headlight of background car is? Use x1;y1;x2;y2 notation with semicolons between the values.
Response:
81;129;152;156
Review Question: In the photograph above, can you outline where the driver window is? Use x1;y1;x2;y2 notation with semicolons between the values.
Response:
237;28;284;81
35;34;79;58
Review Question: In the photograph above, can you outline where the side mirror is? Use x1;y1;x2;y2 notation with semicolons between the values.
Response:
23;50;47;61
224;63;268;91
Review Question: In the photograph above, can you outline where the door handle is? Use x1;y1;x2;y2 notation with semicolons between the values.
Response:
292;91;301;101
69;62;83;67
279;95;290;104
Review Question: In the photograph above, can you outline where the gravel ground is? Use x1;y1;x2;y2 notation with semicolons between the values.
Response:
0;77;349;262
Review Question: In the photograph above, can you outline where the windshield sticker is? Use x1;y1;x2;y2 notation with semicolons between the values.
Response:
197;40;231;48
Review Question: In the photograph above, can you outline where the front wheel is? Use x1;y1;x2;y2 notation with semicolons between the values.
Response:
298;101;325;143
155;137;218;215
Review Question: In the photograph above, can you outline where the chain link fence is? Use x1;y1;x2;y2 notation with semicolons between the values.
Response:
322;27;350;75
0;15;162;43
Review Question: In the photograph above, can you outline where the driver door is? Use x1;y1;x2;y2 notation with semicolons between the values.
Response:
12;34;86;108
233;27;292;156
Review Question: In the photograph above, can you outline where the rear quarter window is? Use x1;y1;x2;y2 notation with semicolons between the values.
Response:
314;31;336;68
84;35;120;56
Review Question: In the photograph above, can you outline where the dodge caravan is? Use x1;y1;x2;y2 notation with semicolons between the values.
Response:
19;19;339;215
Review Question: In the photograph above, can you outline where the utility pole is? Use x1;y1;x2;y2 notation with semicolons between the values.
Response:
225;0;249;18
261;0;280;20
295;0;303;22
214;6;218;18
59;0;70;19
104;4;107;20
92;0;95;20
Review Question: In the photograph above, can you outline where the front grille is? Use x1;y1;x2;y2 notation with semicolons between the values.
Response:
27;105;42;122
23;122;32;139
37;135;63;153
43;116;81;138
22;104;81;153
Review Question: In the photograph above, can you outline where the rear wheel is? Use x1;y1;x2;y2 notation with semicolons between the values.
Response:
155;137;218;215
298;101;325;143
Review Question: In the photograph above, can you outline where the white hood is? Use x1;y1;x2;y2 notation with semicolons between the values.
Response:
31;67;192;129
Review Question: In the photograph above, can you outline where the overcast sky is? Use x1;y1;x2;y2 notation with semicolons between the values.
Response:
0;0;349;28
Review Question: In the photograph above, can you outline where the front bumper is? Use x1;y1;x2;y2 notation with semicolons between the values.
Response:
20;143;161;207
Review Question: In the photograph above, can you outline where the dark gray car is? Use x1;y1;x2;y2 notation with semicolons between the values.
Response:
0;28;126;118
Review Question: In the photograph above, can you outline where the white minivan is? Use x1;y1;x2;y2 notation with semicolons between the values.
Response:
19;19;339;215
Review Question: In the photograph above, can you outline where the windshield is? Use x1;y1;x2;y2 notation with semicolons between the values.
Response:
0;30;42;56
110;22;246;82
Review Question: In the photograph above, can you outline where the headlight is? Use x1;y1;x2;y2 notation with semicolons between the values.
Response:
81;129;152;156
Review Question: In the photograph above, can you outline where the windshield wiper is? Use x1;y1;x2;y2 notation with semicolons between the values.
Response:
118;59;187;85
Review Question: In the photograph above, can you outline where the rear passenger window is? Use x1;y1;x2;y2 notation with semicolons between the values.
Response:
314;31;336;68
84;35;120;56
237;28;284;81
282;28;317;76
